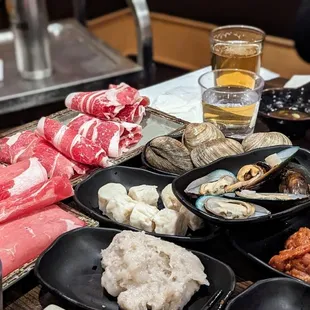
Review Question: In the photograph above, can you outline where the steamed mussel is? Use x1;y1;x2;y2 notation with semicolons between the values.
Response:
279;168;310;195
183;146;310;220
186;148;300;197
195;196;270;219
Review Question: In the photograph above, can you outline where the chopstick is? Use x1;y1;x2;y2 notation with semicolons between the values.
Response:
201;289;223;310
216;290;233;310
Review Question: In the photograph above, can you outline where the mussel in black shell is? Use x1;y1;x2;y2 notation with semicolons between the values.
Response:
279;168;310;195
225;147;299;192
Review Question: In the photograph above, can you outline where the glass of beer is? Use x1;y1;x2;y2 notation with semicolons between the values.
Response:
199;69;264;139
210;25;265;74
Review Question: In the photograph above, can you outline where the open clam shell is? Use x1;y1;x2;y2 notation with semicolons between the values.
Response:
191;138;244;167
195;196;270;220
182;122;224;151
242;132;292;152
185;169;236;196
225;147;300;192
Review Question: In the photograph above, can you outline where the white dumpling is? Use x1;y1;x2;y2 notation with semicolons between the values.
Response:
98;183;127;213
153;209;188;236
128;185;159;206
179;206;204;231
106;195;136;224
129;203;159;232
161;183;182;211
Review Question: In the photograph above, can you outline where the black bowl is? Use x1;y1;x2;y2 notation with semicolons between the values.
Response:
226;278;310;310
74;166;219;243
259;88;310;137
228;207;310;286
172;146;310;227
35;227;236;310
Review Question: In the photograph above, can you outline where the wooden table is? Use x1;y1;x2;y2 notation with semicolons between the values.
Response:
3;77;310;310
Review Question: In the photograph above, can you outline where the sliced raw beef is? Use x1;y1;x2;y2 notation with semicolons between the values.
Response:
65;83;149;124
36;117;109;167
120;121;142;152
0;164;7;169
0;131;87;178
0;204;85;277
68;114;142;158
0;176;73;224
0;158;48;200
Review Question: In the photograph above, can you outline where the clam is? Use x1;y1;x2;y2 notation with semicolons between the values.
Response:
190;138;244;167
182;122;224;151
242;132;292;152
225;147;299;192
185;169;237;196
279;168;310;195
145;136;194;174
195;196;270;219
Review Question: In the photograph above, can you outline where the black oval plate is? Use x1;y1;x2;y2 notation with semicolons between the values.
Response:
226;278;310;310
35;227;236;310
172;146;310;226
74;166;219;243
228;208;310;287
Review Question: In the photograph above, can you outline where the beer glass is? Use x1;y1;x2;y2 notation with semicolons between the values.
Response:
199;69;264;139
210;25;265;74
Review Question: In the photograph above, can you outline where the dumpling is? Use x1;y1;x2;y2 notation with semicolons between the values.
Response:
153;209;188;236
161;183;182;211
98;183;127;213
179;206;204;231
106;195;136;224
128;185;159;206
129;203;159;232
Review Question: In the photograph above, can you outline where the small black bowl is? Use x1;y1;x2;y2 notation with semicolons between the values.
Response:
35;227;236;310
74;166;220;243
172;146;310;227
226;278;310;310
228;207;310;285
259;87;310;137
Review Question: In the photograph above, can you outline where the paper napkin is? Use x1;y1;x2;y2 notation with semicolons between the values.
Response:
143;66;279;123
284;75;310;88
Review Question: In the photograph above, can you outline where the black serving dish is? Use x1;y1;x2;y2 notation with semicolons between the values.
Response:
35;227;236;310
228;207;310;286
74;166;219;243
226;278;310;310
259;87;310;137
172;146;310;227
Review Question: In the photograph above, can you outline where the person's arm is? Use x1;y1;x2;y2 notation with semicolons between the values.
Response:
295;0;310;63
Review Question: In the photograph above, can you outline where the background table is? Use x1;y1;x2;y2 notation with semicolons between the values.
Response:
3;77;310;310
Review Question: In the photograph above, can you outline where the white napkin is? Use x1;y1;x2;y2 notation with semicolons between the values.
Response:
143;66;279;123
152;87;203;123
284;75;310;88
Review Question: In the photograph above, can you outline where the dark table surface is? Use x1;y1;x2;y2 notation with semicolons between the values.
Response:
3;76;310;310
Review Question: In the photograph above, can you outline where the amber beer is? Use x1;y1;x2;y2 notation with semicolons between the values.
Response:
210;25;265;74
211;42;261;73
